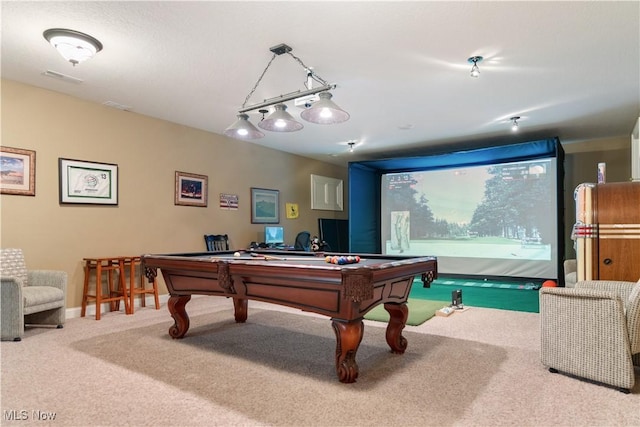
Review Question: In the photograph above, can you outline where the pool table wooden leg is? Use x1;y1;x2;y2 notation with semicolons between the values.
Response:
232;297;248;322
167;295;191;339
383;302;408;354
331;318;364;383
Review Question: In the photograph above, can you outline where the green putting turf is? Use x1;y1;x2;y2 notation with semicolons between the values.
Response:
364;298;448;325
410;276;540;313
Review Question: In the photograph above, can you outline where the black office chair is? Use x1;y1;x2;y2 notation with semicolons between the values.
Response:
204;234;229;251
294;231;312;251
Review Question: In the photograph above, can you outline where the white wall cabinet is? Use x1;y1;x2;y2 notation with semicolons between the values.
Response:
310;174;343;211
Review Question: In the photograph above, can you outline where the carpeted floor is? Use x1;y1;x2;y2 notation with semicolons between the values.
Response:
70;308;510;426
2;297;639;426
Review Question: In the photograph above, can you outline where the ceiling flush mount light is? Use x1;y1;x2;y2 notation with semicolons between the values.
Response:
224;43;349;140
43;28;103;66
468;56;483;78
510;116;521;131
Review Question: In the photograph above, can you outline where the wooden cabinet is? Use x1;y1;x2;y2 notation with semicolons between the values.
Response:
575;181;640;281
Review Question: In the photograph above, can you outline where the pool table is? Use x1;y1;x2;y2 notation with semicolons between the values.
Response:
141;250;437;383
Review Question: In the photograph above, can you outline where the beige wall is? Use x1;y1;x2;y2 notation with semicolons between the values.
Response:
1;80;347;308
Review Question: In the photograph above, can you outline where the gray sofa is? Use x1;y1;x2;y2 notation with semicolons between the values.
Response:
0;248;67;341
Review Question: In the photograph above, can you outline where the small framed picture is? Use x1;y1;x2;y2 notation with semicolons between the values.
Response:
175;171;208;207
1;146;36;196
286;202;299;219
251;187;279;223
59;158;118;205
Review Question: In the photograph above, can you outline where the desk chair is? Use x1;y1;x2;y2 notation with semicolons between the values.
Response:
204;234;229;251
294;231;311;251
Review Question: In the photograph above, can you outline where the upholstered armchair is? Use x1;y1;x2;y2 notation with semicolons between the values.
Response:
0;248;67;341
540;279;640;393
563;259;577;288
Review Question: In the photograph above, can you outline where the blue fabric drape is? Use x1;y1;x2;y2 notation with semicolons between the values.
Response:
348;163;381;253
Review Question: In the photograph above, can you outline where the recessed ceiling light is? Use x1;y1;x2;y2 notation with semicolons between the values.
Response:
338;139;359;145
468;56;483;78
510;116;521;131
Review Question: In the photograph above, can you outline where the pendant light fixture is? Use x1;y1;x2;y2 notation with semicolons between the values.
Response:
468;56;483;78
43;28;103;66
224;43;349;140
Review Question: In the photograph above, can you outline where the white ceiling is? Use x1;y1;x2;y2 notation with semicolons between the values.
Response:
2;1;639;166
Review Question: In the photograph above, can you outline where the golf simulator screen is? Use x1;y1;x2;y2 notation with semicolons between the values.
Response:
380;157;558;279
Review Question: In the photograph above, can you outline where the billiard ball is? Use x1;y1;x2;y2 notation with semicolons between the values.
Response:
233;252;241;257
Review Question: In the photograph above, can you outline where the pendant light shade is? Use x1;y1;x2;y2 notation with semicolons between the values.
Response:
258;104;303;132
223;114;265;139
300;92;350;124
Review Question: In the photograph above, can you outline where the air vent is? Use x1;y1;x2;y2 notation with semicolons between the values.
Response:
42;70;84;84
102;101;132;111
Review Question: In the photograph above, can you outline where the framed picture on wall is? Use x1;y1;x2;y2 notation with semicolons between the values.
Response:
58;158;118;205
286;202;299;219
0;146;36;196
175;171;208;207
251;187;279;223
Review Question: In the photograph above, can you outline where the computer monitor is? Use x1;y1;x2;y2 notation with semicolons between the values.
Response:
264;226;284;245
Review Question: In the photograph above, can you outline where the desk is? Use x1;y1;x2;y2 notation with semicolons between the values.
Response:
141;250;437;383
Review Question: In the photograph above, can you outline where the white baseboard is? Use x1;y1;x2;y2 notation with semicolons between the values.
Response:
66;294;171;319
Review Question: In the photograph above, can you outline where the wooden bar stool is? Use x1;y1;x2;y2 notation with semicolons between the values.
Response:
120;256;160;314
81;257;131;320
